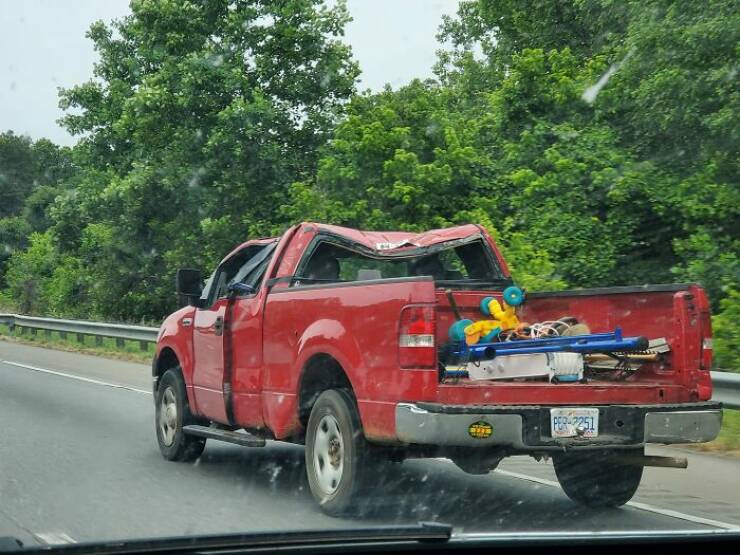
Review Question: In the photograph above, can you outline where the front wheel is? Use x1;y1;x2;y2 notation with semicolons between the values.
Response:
155;368;206;462
553;449;643;507
305;389;373;516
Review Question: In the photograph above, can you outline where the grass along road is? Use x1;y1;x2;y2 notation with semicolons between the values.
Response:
0;323;155;363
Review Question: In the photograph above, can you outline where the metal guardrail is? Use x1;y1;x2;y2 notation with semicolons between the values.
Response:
0;312;738;407
0;313;158;350
712;371;740;410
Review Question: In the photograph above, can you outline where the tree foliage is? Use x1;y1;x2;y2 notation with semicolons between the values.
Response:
43;0;358;320
0;0;737;365
713;290;740;371
0;133;74;291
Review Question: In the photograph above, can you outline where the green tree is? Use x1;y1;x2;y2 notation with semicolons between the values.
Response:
0;133;73;289
596;1;740;302
284;48;659;289
713;289;740;371
4;231;57;314
436;0;739;305
0;216;32;292
280;76;569;290
24;139;76;232
282;80;485;231
0;132;36;219
49;0;359;320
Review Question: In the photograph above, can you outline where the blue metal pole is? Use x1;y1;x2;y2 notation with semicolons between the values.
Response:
456;328;648;359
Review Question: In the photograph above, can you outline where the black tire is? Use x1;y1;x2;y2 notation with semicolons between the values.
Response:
305;389;373;516
155;368;206;462
553;449;643;507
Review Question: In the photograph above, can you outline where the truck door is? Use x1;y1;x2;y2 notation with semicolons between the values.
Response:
192;243;276;424
225;244;276;428
192;273;232;423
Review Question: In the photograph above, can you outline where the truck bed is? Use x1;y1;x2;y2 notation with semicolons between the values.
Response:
434;283;713;405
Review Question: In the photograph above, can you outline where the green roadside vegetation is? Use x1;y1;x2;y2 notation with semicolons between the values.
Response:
0;323;154;364
691;409;740;456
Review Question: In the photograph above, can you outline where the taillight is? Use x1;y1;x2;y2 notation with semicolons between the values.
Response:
399;305;436;369
701;337;713;370
696;335;714;400
696;292;713;400
700;317;713;372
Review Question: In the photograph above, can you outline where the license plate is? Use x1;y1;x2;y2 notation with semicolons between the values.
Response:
550;408;599;438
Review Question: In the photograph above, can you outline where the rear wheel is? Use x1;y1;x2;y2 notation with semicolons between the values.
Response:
155;368;206;462
305;389;373;515
553;449;643;507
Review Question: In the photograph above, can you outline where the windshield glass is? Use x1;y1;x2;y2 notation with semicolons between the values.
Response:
0;0;737;550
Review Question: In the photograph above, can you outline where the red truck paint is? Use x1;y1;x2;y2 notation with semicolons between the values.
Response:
154;222;716;444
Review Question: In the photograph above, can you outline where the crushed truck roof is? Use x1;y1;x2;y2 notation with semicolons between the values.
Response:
221;222;490;264
308;222;484;251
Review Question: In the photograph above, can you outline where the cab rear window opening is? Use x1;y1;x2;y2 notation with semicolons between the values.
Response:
290;236;508;289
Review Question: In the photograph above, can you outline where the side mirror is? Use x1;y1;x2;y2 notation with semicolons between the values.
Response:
176;268;202;307
227;282;256;297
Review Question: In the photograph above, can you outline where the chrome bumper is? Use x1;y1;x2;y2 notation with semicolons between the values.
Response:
395;403;722;450
643;410;722;443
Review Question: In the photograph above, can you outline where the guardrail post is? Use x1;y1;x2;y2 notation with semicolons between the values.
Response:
59;331;67;340
76;333;84;343
44;329;52;339
139;341;148;351
116;338;125;349
30;328;37;336
95;336;103;347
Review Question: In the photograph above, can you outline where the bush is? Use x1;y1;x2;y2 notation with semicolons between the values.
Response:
3;231;57;314
713;289;740;372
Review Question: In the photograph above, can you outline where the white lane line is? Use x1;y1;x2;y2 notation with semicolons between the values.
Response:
35;532;76;545
495;468;561;488
0;360;151;395
625;501;739;531
494;468;740;531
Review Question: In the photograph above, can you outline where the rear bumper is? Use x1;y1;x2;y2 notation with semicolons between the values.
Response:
395;401;722;451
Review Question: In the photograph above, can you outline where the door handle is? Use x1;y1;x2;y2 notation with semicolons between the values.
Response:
214;316;224;336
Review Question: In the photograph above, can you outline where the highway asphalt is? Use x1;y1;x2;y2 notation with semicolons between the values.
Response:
1;341;739;547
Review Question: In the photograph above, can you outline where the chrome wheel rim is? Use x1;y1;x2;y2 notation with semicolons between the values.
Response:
313;414;344;496
159;387;177;447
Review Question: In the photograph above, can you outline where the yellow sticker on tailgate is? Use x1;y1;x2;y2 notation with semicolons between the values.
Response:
468;420;493;439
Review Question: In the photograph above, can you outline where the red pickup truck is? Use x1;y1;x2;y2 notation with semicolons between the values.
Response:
153;222;721;515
